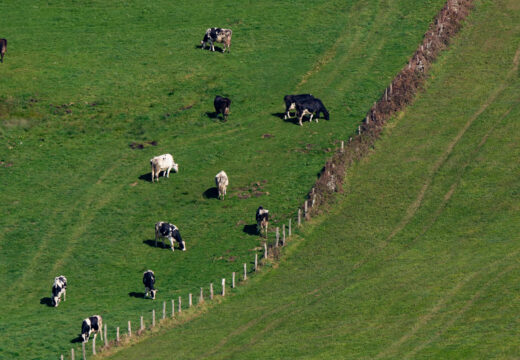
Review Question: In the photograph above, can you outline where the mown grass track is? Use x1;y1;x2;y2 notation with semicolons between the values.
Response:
104;0;520;358
0;0;447;358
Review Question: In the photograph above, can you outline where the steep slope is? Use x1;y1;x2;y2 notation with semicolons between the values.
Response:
106;0;520;358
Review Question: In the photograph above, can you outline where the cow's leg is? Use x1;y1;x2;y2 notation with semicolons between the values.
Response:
155;231;158;247
298;114;304;126
169;237;175;252
99;324;103;341
210;41;215;52
180;241;186;251
63;289;66;302
166;167;171;178
309;114;314;122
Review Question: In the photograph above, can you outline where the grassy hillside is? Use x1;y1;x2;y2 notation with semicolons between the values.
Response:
105;0;520;358
0;0;448;358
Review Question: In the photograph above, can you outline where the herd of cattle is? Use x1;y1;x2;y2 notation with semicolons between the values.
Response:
41;26;328;344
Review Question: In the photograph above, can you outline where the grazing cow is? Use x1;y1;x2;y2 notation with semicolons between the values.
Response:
0;39;6;63
214;96;231;121
256;206;269;237
81;315;102;343
296;98;330;126
215;170;229;200
155;222;186;251
143;270;157;299
201;28;232;53
51;275;67;307
283;94;314;119
150;154;179;183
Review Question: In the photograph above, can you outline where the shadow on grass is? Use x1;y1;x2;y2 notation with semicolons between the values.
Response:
39;297;53;307
143;239;162;248
203;187;219;199
139;173;153;182
243;224;258;236
271;112;286;119
128;292;145;299
70;336;83;344
206;111;218;119
196;44;225;53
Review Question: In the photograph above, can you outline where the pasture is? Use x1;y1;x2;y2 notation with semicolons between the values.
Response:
105;0;520;358
0;0;449;358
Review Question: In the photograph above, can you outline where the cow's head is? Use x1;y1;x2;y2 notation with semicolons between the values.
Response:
172;163;179;173
81;332;89;343
150;289;157;299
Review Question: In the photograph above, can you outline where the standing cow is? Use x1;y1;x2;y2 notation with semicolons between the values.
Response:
215;170;229;200
296;98;329;126
143;270;157;299
155;222;186;251
214;96;231;121
201;28;232;53
51;275;67;307
0;39;6;63
81;315;103;343
256;206;269;237
150;154;179;182
283;94;314;119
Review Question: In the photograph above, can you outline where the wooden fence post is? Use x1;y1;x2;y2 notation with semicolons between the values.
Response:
243;263;247;280
263;242;267;258
341;140;344;152
283;224;286;245
104;323;107;345
200;287;204;303
61;355;64;360
92;336;96;355
304;201;308;217
189;293;192;307
128;321;132;337
163;301;166;320
255;253;258;271
210;283;214;300
72;347;76;360
221;278;226;296
289;218;292;236
178;296;182;313
275;227;280;247
152;309;155;327
171;299;175;318
141;315;144;331
116;327;120;344
298;209;301;226
232;272;236;288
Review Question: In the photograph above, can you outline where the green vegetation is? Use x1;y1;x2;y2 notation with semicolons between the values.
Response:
105;0;520;358
0;0;448;358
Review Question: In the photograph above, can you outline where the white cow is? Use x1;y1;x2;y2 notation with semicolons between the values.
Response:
150;154;179;182
215;171;229;200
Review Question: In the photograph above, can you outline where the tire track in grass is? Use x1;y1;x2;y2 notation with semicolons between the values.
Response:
198;302;294;359
351;44;520;271
403;261;518;359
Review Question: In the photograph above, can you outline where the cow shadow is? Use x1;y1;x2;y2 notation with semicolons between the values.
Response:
203;187;219;199
206;111;218;119
139;173;153;182
272;112;286;119
196;45;225;53
70;336;83;344
40;297;53;307
129;292;145;299
243;224;258;236
143;239;167;249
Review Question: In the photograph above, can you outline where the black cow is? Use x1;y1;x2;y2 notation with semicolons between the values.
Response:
214;96;231;121
256;206;269;237
143;270;157;299
201;28;232;53
283;94;314;119
296;98;329;126
81;315;102;343
155;222;186;251
0;39;6;63
51;275;67;307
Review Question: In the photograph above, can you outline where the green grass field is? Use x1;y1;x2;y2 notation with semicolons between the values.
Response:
102;0;520;358
0;0;450;358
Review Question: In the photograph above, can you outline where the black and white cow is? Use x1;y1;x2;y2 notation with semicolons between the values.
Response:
51;275;67;307
201;28;232;53
155;222;186;251
81;315;103;343
214;96;231;121
143;270;157;299
256;206;269;237
283;94;314;119
296;98;330;126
